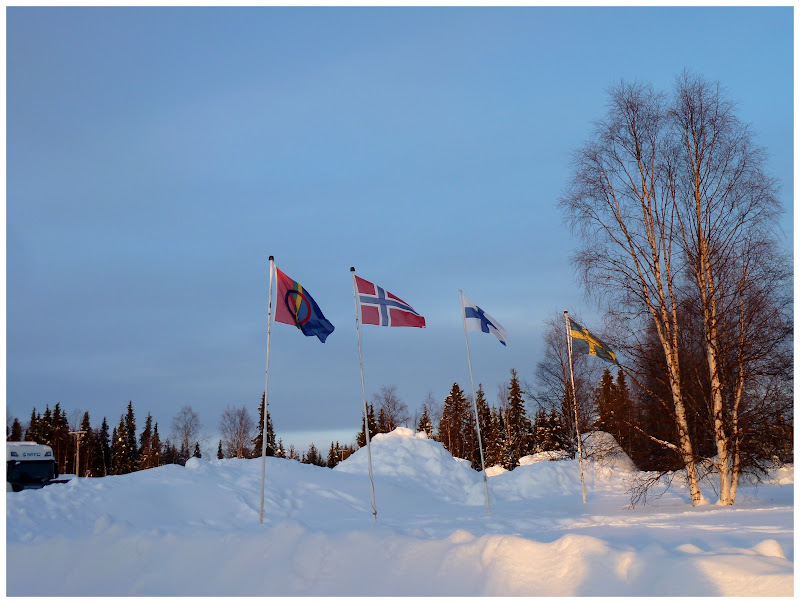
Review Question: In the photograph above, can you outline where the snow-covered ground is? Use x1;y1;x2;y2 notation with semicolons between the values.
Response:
6;428;793;596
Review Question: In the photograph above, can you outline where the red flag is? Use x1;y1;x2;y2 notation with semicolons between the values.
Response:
354;275;425;328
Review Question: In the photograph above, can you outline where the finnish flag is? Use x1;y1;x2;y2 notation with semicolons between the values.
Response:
462;293;508;346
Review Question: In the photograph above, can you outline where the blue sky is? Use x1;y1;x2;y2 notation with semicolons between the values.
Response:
6;7;794;453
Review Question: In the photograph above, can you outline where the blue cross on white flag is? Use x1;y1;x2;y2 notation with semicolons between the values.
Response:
462;293;508;346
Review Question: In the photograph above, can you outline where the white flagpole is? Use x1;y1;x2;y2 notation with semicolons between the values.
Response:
460;290;491;514
351;267;378;522
259;256;275;524
564;310;587;504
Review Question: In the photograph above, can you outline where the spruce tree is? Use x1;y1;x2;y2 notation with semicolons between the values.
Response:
40;406;53;445
504;369;531;469
77;411;93;477
150;422;162;468
304;443;320;465
51;403;70;474
125;401;139;472
356;404;377;448
112;415;131;475
593;368;617;433
417;405;433;437
25;408;39;442
276;438;286;458
326;441;337;468
550;408;571;452
217;440;224;459
10;418;23;441
139;413;154;470
193;442;202;458
86;416;106;477
252;393;276;457
439;383;470;459
532;407;548;452
615;369;632;451
99;417;112;476
376;407;388;434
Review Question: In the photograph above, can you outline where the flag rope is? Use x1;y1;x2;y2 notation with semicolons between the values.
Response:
460;290;491;514
565;310;587;504
351;267;378;522
259;256;275;524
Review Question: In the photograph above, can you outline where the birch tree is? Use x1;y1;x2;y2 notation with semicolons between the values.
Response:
219;405;255;459
668;72;783;504
561;80;705;505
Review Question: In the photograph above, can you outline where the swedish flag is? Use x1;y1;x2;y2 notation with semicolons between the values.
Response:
569;318;617;363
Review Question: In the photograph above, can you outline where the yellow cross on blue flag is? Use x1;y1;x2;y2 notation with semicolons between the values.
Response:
568;318;616;363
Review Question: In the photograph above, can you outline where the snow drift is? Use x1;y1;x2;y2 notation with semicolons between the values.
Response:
6;428;793;596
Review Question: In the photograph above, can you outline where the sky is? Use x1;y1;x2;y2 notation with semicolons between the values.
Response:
6;6;794;453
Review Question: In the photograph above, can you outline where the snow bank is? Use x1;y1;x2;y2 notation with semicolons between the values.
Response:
583;431;638;472
6;427;794;596
334;427;485;503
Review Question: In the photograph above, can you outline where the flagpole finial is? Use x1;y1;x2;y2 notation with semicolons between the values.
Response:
269;255;274;261
350;267;355;272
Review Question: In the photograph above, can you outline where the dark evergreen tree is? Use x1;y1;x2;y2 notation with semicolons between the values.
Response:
25;408;39;442
485;407;505;467
303;443;320;465
376;407;388;434
9;418;23;441
193;442;202;458
614;369;633;451
125;401;139;472
550;408;571;452
217;440;224;459
112;415;131;475
252;393;276;457
76;411;93;477
178;441;190;466
439;382;471;460
40;406;53;445
417;405;433;437
356;403;377;448
138;413;154;470
504;369;531;469
471;385;492;470
99;417;112;476
327;441;338;468
85;415;106;478
593;368;617;433
150;422;162;468
276;438;286;458
51;403;70;474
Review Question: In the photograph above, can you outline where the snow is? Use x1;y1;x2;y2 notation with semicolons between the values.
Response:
6;428;793;596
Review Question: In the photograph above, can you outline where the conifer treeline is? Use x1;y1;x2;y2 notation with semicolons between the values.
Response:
354;368;571;472
10;401;193;477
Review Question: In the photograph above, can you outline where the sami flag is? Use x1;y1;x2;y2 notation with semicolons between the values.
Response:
568;318;616;363
274;267;335;343
354;274;425;328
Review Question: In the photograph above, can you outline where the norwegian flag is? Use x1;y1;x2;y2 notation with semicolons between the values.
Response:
354;274;426;328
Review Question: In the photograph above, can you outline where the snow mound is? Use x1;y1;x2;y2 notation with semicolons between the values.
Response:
519;450;571;465
583;431;637;472
335;427;483;503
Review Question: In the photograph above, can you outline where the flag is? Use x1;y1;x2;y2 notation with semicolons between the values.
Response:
568;318;616;363
354;275;425;328
274;267;335;343
462;293;508;346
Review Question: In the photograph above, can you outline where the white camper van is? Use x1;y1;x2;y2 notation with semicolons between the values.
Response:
6;442;63;492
